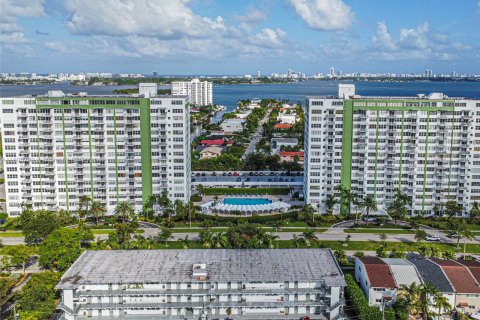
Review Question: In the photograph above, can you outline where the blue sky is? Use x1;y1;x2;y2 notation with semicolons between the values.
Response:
1;0;479;75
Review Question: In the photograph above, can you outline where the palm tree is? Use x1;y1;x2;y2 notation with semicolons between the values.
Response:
262;233;279;249
379;232;387;247
197;184;205;195
470;201;480;223
142;195;156;219
180;235;191;249
78;195;92;220
359;194;377;225
213;232;228;249
90;200;107;226
433;293;451;318
186;201;198;228
292;234;305;248
199;229;214;248
387;189;411;225
302;204;316;223
325;194;338;215
458;222;475;257
301;229;319;247
336;185;356;217
419;283;438;320
114;201;135;223
397;283;421;318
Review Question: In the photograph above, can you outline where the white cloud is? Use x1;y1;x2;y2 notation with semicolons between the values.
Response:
234;7;268;24
398;22;429;49
289;0;354;31
64;0;222;39
248;28;287;48
372;21;396;50
0;0;45;43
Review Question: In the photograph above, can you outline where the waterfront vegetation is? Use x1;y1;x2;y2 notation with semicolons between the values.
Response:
86;76;296;86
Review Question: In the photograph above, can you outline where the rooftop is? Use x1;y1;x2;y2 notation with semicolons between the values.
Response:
407;255;454;293
358;257;396;288
57;249;346;290
273;123;292;129
280;151;304;157
199;146;223;155
431;258;480;294
381;258;423;287
271;138;298;144
457;259;480;283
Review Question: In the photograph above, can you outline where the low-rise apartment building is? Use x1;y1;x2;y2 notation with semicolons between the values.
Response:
56;249;346;320
355;257;397;307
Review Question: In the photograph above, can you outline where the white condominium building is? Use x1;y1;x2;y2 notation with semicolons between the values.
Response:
171;78;213;106
0;86;190;216
56;249;346;320
305;84;480;216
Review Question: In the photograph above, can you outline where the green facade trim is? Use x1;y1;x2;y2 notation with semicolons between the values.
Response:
447;109;456;197
373;110;380;196
139;105;153;204
36;97;153;205
421;111;430;213
398;111;405;189
340;101;354;206
113;109;119;202
87;110;94;199
34;108;44;207
61;109;70;211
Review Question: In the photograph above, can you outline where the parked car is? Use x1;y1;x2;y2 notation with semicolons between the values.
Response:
0;219;7;224
233;172;239;176
211;172;216;176
426;235;440;241
447;233;460;239
222;172;227;176
249;172;254;176
201;173;206;176
196;173;201;176
227;172;233;176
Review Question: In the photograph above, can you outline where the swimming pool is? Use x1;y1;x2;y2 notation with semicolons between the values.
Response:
223;198;272;205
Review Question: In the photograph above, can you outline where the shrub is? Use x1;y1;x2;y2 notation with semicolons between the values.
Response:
190;194;202;202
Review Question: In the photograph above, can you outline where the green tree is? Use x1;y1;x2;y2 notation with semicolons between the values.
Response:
359;194;377;225
444;200;463;219
199;229;214;248
38;227;93;272
78;194;92;220
469;201;480;223
90;200;107;226
388;189;411;225
433;293;451;317
397;283;421;318
114;201;135;223
325;194;338;215
155;226;173;245
1;245;36;273
457;222;475;256
415;230;427;243
213;232;229;249
301;229;319;247
379;232;388;247
20;209;62;244
17;271;60;320
334;249;348;264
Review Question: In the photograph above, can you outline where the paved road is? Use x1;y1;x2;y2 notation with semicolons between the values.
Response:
169;227;480;245
2;226;478;245
242;109;272;160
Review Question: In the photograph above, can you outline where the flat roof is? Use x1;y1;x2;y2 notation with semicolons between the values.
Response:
57;249;346;290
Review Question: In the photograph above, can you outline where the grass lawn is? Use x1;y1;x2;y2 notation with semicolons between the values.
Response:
344;228;415;234
0;231;23;237
171;227;327;233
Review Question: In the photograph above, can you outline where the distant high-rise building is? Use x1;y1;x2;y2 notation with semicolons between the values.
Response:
424;69;433;78
152;71;158;78
329;67;335;76
257;70;261;78
0;85;191;216
452;71;458;78
171;79;213;106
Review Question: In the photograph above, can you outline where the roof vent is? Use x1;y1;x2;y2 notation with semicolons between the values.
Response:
192;264;207;281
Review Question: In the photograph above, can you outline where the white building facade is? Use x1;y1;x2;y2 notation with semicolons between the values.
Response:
0;88;190;216
171;78;213;106
304;85;480;216
56;249;346;320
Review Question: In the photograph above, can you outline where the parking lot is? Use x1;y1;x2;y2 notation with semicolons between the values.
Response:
191;171;303;187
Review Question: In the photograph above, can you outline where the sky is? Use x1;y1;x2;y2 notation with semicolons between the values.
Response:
0;0;479;75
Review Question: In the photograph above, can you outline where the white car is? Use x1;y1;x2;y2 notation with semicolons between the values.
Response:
425;235;440;241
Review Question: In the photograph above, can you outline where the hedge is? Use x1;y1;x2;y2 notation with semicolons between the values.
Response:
202;187;290;196
344;274;395;320
192;211;298;225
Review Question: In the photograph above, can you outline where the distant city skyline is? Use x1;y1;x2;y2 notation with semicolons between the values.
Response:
1;0;479;74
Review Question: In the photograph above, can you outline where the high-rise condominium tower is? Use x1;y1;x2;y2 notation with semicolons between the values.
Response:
305;84;480;216
171;78;213;106
0;84;190;216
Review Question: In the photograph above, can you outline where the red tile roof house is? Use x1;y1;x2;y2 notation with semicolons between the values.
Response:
274;123;292;130
355;257;397;307
432;258;480;314
200;139;233;146
280;151;304;163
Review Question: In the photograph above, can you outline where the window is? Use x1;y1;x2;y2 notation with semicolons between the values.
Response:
2;109;13;113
